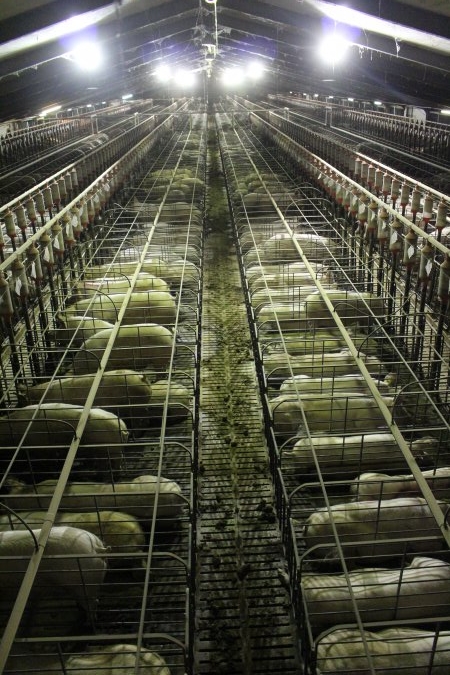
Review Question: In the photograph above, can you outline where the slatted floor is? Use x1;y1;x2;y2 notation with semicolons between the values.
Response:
194;156;301;674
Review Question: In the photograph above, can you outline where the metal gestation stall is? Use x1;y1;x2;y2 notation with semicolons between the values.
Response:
226;102;450;672
266;94;450;169
0;102;178;209
0;104;201;673
0;93;449;675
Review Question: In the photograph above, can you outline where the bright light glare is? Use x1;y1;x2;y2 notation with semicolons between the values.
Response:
247;62;264;80
318;34;349;65
41;105;62;116
0;7;113;61
122;94;133;100
222;67;245;87
174;69;196;87
315;0;450;55
71;42;103;70
155;64;172;82
374;100;383;105
440;109;450;115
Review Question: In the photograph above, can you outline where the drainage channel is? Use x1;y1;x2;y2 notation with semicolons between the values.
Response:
194;130;301;675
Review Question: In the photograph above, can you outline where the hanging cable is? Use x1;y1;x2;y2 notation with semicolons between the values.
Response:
204;0;219;54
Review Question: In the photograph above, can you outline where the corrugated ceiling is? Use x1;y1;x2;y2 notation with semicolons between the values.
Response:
0;0;450;120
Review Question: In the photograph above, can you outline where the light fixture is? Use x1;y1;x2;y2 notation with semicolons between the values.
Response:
0;6;113;61
314;0;450;56
440;109;450;115
40;104;62;116
246;61;264;80
221;67;245;87
71;42;103;71
154;64;172;82
121;94;133;100
374;100;383;106
203;43;216;54
174;69;196;87
348;97;354;101
318;33;349;65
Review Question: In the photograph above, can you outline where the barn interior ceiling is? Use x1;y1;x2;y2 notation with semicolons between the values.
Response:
0;0;450;121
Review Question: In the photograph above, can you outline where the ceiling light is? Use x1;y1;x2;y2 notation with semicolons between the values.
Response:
246;61;264;80
154;64;172;82
122;94;133;100
0;7;113;61
318;34;349;65
222;67;245;86
374;100;383;105
348;97;354;101
440;109;450;115
40;105;62;116
174;69;196;87
315;0;450;56
71;42;103;71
